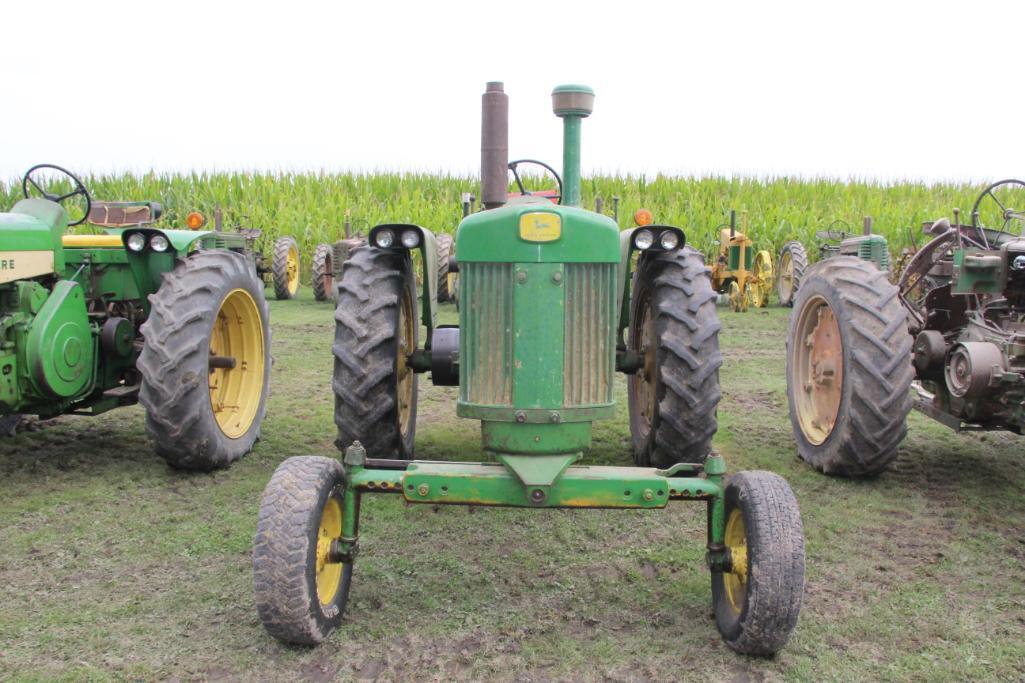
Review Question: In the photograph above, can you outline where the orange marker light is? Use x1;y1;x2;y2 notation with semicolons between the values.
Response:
634;208;653;227
185;211;206;230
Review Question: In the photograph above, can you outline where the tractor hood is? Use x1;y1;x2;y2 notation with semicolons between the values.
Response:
0;199;68;276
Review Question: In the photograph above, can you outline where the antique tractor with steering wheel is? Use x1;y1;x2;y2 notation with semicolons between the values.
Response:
252;82;806;656
0;164;271;470
785;179;1025;476
708;210;774;311
776;217;890;307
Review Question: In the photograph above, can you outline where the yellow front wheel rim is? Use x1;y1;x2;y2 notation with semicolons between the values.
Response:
315;496;343;605
724;508;749;613
286;246;300;295
208;288;265;439
779;252;794;301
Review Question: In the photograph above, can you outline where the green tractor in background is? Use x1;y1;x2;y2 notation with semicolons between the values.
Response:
252;83;806;655
1;164;271;470
776;217;890;306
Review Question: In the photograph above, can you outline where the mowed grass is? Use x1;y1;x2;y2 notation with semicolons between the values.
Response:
0;171;999;274
2;292;1025;681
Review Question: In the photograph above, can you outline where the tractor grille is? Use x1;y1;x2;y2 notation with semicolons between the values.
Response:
459;261;616;408
460;262;514;406
563;263;616;406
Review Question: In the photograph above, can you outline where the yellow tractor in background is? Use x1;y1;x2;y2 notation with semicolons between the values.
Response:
708;210;773;312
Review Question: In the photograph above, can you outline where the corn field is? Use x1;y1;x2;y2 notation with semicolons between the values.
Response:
1;170;991;274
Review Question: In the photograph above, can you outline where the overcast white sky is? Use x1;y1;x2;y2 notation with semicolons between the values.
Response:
2;1;1021;183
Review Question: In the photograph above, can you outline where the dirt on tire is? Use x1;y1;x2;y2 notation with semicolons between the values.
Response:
332;246;418;458
628;246;722;467
253;456;351;645
785;256;914;476
713;470;805;656
312;243;334;302
137;250;271;470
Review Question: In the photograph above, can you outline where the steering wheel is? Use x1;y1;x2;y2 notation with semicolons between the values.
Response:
22;164;92;227
971;179;1025;234
508;159;563;203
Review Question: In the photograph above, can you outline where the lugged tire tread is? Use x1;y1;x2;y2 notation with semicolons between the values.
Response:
253;456;347;645
436;233;452;303
629;247;722;467
332;246;417;457
137;250;270;470
714;471;805;656
272;236;299;300
777;240;808;307
785;257;913;476
312;243;333;302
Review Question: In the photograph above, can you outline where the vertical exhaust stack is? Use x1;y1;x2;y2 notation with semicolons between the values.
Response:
481;82;509;210
551;84;594;208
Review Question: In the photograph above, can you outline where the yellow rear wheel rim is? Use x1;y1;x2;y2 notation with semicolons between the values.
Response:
286;246;300;295
315;496;343;605
751;251;774;307
724;508;749;613
793;295;844;445
208;288;265;439
397;285;415;436
779;251;794;301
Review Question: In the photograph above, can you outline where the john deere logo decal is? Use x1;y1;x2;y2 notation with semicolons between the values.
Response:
0;251;55;284
518;212;562;242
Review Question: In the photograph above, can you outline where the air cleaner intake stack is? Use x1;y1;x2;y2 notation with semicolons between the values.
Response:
481;82;509;210
551;84;594;208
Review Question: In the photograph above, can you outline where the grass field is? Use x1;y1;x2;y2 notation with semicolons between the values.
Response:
2;290;1024;682
1;171;999;273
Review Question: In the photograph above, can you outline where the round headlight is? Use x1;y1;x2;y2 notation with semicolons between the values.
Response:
375;229;395;248
126;233;147;252
659;231;679;250
150;234;170;253
401;229;420;248
634;229;654;250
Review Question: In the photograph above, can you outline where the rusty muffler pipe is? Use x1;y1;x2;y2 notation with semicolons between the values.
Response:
481;81;509;210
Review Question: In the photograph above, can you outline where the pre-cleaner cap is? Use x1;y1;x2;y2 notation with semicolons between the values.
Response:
552;84;595;118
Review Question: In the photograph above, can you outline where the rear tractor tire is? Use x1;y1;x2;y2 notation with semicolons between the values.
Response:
272;236;301;300
138;250;271;470
628;247;722;467
332;246;418;458
785;257;913;476
713;471;805;656
253;456;352;645
436;233;453;303
312;243;334;302
776;241;808;307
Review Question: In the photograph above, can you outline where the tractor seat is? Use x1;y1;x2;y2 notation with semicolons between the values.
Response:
87;201;164;227
62;234;124;248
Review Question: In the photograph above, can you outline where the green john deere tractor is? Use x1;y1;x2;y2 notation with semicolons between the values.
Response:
1;164;271;470
253;83;806;655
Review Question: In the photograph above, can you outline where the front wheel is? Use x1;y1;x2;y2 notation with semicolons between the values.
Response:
436;233;453;303
138;250;271;470
628;247;722;467
253;456;352;645
713;471;805;656
785;257;914;476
